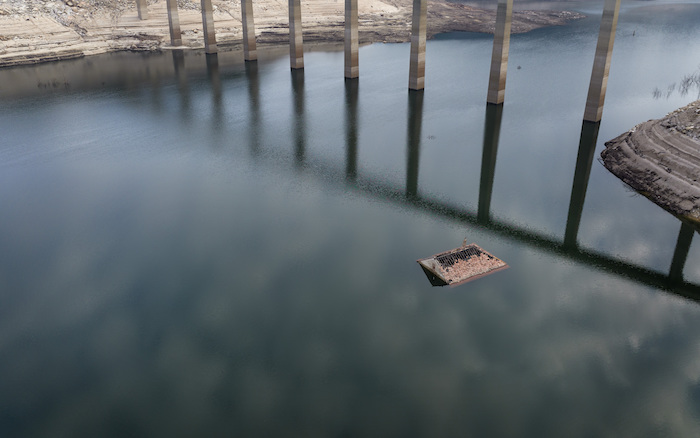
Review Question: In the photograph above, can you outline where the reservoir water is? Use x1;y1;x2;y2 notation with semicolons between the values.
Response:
3;1;700;436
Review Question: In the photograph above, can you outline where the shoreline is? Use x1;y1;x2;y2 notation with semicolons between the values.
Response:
0;0;584;68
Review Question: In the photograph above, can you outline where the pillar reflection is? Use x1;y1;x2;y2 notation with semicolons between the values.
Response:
345;79;359;181
406;90;424;198
669;221;696;283
245;61;261;156
564;120;600;249
172;50;190;120
478;103;504;224
205;53;223;132
291;69;305;165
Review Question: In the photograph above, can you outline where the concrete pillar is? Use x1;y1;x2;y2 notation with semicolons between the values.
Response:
345;0;359;79
289;0;304;69
166;0;182;46
345;79;359;180
478;103;504;223
406;90;424;197
486;0;513;104
669;222;695;283
201;0;218;54
241;0;257;61
136;0;148;20
408;0;427;90
583;0;621;122
563;121;600;249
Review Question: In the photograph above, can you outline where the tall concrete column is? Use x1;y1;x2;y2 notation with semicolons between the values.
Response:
136;0;148;20
486;0;513;104
289;0;304;69
345;0;359;79
241;0;257;61
201;0;218;54
408;0;427;90
478;103;504;223
166;0;182;46
583;0;621;122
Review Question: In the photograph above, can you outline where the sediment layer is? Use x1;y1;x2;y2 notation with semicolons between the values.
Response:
601;100;700;224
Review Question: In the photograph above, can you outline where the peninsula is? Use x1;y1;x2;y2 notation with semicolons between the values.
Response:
0;0;583;67
601;100;700;226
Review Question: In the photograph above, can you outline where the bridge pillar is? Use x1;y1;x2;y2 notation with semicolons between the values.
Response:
166;0;182;46
408;0;427;90
583;0;621;122
345;0;359;78
486;0;513;104
136;0;148;20
289;0;304;69
242;0;257;61
201;0;218;54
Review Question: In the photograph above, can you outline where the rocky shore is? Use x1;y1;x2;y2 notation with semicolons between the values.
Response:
0;0;583;67
601;100;700;225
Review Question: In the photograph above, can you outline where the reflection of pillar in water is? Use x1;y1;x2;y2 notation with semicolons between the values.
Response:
206;53;222;129
166;0;182;46
136;0;148;20
289;0;304;69
408;0;427;90
345;0;359;79
478;103;504;223
241;0;257;61
406;90;424;197
583;0;621;122
486;0;513;105
201;0;218;54
291;69;305;164
172;50;190;119
563;120;600;249
345;79;359;180
669;222;696;283
245;61;261;155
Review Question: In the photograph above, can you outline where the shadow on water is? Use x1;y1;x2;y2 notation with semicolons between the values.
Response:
345;79;359;181
406;90;424;199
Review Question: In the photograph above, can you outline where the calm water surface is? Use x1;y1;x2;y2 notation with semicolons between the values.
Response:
3;2;700;436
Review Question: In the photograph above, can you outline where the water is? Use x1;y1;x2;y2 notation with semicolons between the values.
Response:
2;2;700;436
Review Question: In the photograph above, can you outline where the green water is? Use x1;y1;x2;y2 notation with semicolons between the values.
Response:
2;2;700;436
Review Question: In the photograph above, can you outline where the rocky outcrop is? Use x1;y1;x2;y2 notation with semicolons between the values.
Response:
601;100;700;224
